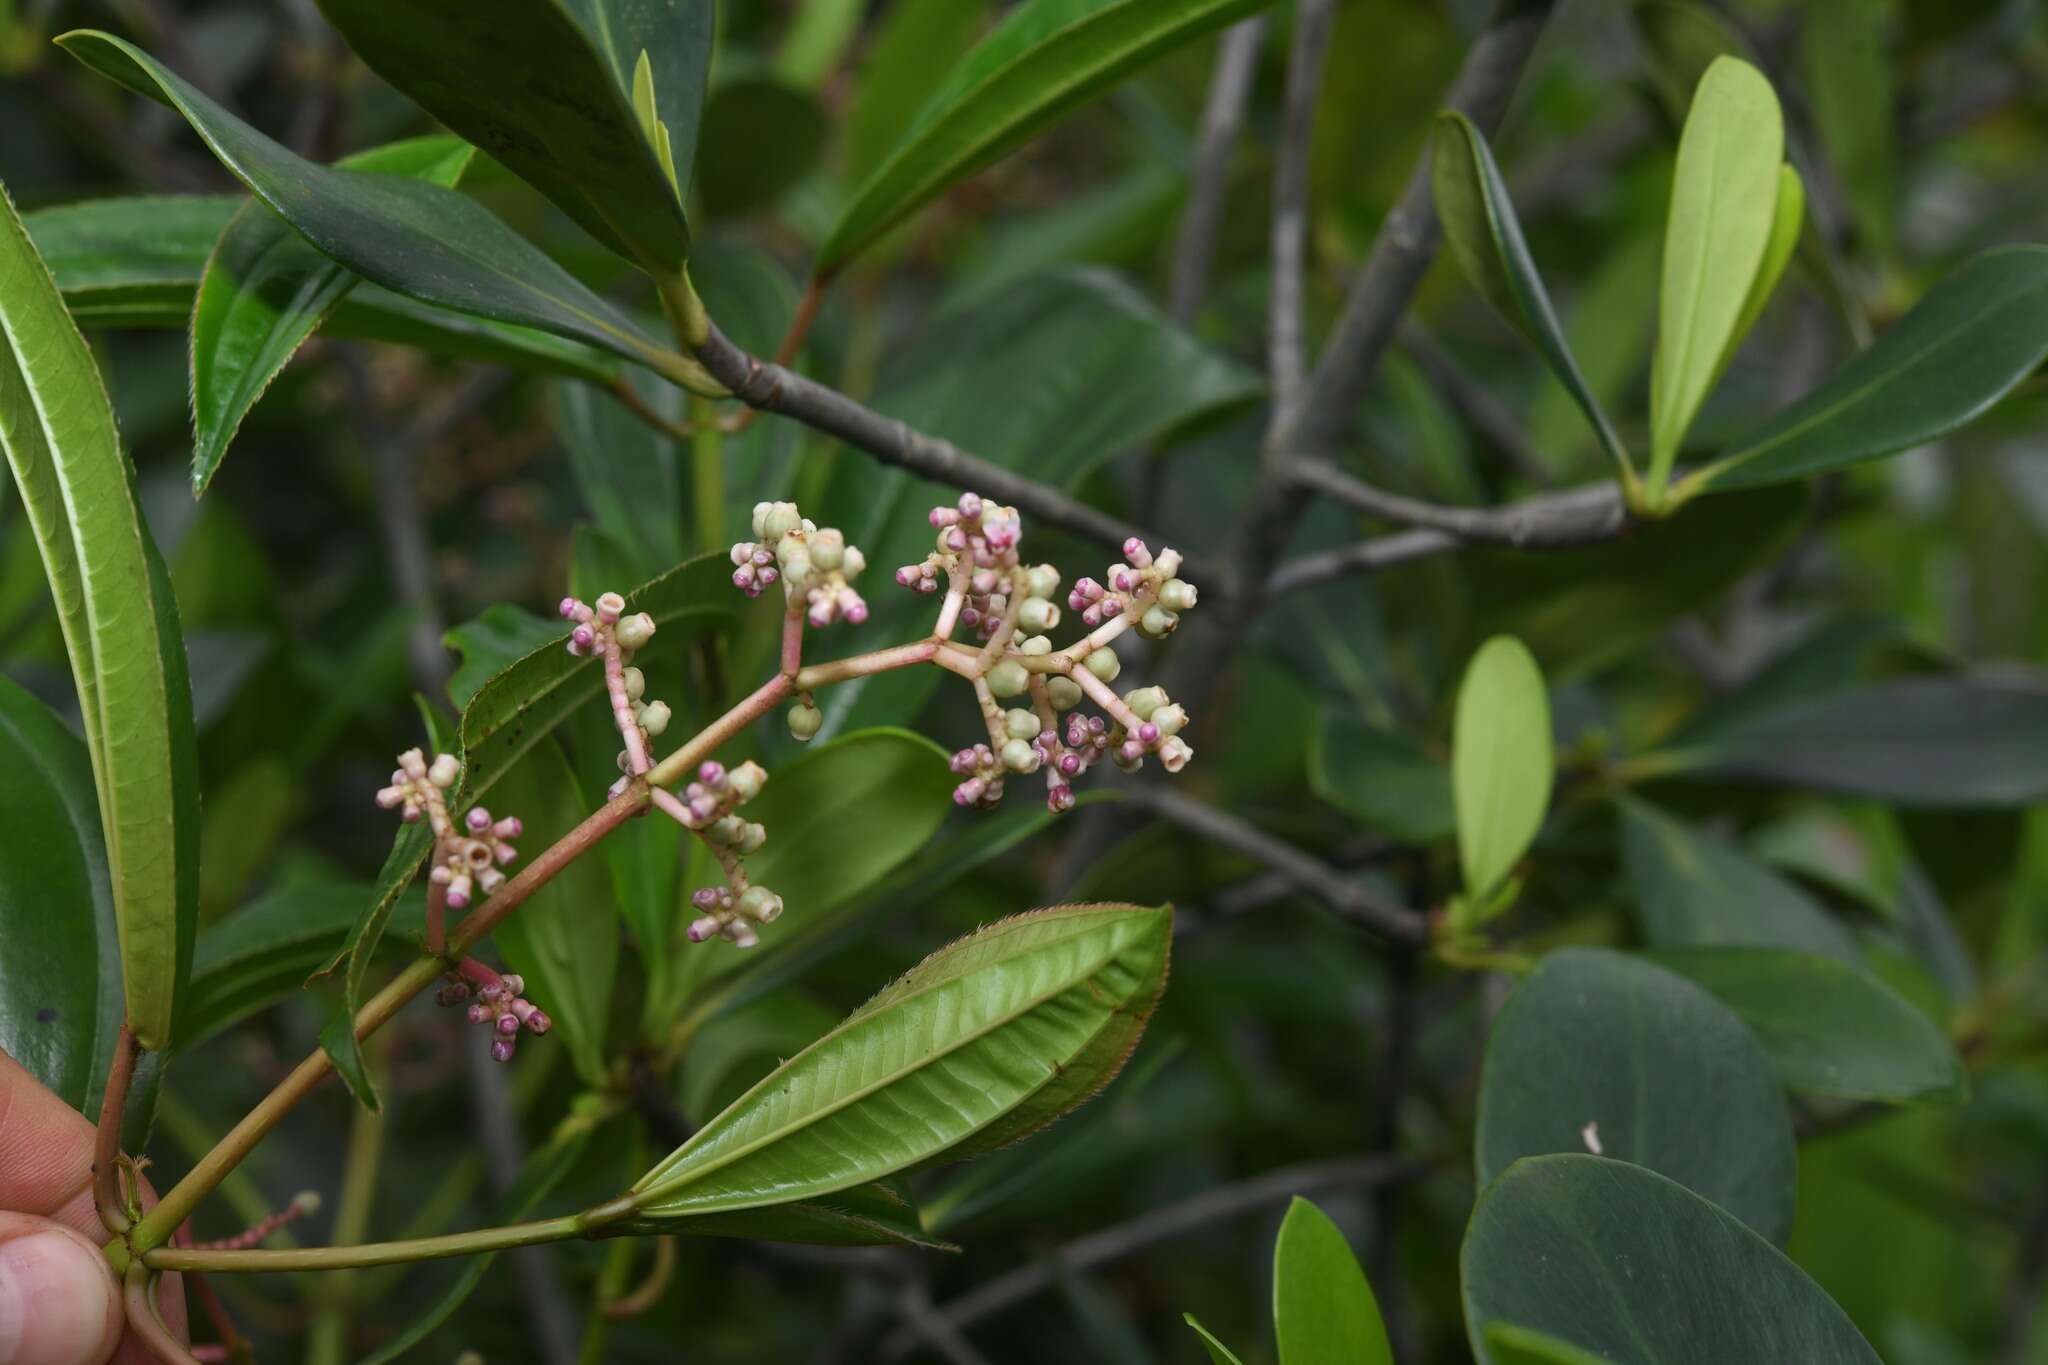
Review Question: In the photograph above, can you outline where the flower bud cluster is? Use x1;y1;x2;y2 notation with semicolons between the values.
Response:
560;591;657;661
730;502;870;627
437;970;550;1063
1068;539;1195;638
896;493;1059;640
1113;686;1195;772
687;881;784;949
375;751;524;910
559;591;676;790
673;760;782;949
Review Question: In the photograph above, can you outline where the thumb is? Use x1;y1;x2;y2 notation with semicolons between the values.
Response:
0;1215;123;1365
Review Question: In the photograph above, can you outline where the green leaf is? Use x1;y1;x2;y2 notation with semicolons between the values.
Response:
1694;247;2048;493
310;0;697;272
845;0;993;186
1452;636;1552;903
1721;164;1804;379
1644;676;2048;806
1476;948;1796;1243
1308;709;1453;844
1184;1315;1247;1365
1463;1155;1881;1364
568;0;716;199
1431;112;1630;477
316;823;434;1111
631;903;1172;1218
1801;0;1898;264
486;737;618;1085
20;195;240;323
0;675;121;1115
56;33;688;382
180;881;417;1051
817;0;1267;274
1481;1324;1609;1365
189;135;474;494
1616;795;1861;961
359;1102;608;1365
1648;56;1785;495
633;1177;949;1249
553;377;684;581
0;179;198;1051
1272;1197;1392;1365
695;77;827;219
455;553;736;801
443;605;565;712
1643;947;1967;1105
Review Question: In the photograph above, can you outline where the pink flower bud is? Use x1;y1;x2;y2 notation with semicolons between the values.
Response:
525;1010;551;1035
495;843;518;865
1139;723;1160;744
571;625;595;650
1123;538;1152;568
958;492;983;519
497;1014;519;1036
467;1003;488;1025
494;817;522;839
558;597;580;619
491;1038;516;1063
687;915;720;943
699;761;726;787
466;807;491;833
1048;785;1075;813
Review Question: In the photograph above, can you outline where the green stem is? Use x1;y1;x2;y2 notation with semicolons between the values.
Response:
691;392;723;554
305;1034;390;1365
140;1214;595;1274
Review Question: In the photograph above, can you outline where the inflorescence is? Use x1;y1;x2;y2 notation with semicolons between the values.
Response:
375;493;1200;1010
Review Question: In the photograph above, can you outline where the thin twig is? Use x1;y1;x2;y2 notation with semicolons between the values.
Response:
1270;0;1335;417
1289;463;1629;547
893;1286;999;1365
688;323;1233;595
878;1154;1426;1358
1169;16;1268;325
1265;527;1462;593
1395;323;1553;485
1124;786;1427;943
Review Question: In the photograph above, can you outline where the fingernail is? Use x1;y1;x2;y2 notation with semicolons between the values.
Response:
0;1228;122;1365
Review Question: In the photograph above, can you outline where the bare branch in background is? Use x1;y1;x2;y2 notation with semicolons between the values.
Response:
878;1154;1426;1360
1289;463;1627;547
1170;15;1267;326
1396;322;1553;486
1270;0;1336;417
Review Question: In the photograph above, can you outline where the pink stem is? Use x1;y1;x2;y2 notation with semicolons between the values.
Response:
453;957;501;987
793;639;938;691
604;642;651;774
424;881;448;956
780;609;805;676
648;786;697;829
646;674;794;788
1069;662;1144;731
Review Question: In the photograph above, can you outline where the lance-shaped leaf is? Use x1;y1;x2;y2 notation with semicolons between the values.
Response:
1432;112;1630;477
817;0;1268;275
316;823;433;1110
1185;1317;1247;1365
56;33;696;387
189;136;474;494
1719;164;1804;383
311;0;699;273
0;182;199;1051
1693;246;2048;493
1273;1198;1392;1365
1463;1156;1881;1364
630;903;1172;1218
0;675;121;1114
1647;56;1784;496
454;552;736;799
1476;949;1796;1244
626;1178;948;1250
1452;636;1553;906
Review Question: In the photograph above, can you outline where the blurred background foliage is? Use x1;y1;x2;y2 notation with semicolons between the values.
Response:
4;0;2048;1361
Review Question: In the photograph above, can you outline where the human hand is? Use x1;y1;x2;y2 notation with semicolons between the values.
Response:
0;1048;185;1365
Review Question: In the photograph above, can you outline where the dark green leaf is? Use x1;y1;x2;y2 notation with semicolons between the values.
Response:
1432;112;1629;476
487;738;618;1085
1645;676;2048;806
564;0;715;200
1644;947;1966;1105
1476;948;1796;1242
57;33;691;383
845;0;993;186
1272;1197;1391;1365
1696;248;2048;493
1308;710;1453;844
553;377;684;581
0;676;120;1115
1463;1155;1881;1364
189;135;474;494
444;605;565;712
632;904;1172;1218
695;77;827;218
633;1177;950;1249
316;822;434;1111
311;0;696;271
1616;795;1861;960
0;180;198;1051
817;0;1267;274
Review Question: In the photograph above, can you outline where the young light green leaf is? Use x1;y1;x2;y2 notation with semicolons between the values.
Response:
1431;112;1631;478
1644;947;1967;1105
486;737;618;1086
1616;795;1861;961
1481;1323;1610;1365
1463;1156;1880;1364
190;136;475;494
0;676;121;1115
817;0;1267;275
1184;1315;1247;1365
1476;949;1796;1243
1647;56;1785;499
1272;1198;1392;1365
1451;636;1553;903
630;903;1172;1219
56;33;695;386
0;180;199;1051
1640;675;2048;806
1720;163;1804;383
310;0;695;272
1694;247;2048;493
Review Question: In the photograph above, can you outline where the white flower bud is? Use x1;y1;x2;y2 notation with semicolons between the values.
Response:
843;546;866;578
987;660;1029;698
1026;564;1060;599
623;666;645;700
428;754;461;788
640;700;672;736
727;761;766;802
738;885;782;923
1140;605;1179;638
1085;648;1121;683
1001;738;1039;773
1152;702;1188;737
708;815;744;845
788;702;823;741
1047;676;1083;710
1018;597;1059;632
1158;578;1198;611
1154;548;1183;577
1124;686;1166;720
616;612;656;650
809;528;845;571
739;822;767;855
1019;634;1052;656
1004;708;1042;740
1158;736;1194;773
760;502;802;541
